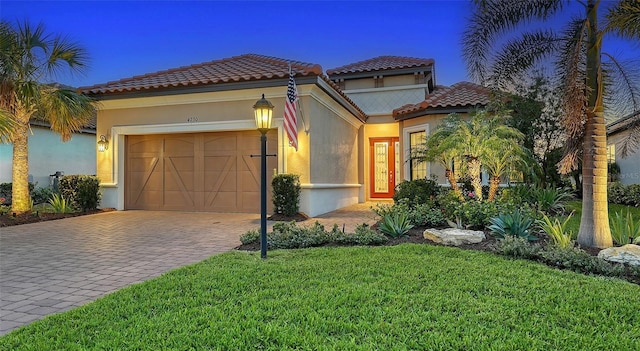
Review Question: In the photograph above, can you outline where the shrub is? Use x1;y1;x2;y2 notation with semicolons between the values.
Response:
0;182;36;204
372;201;445;228
409;203;446;227
488;210;537;241
333;224;388;246
272;174;301;216
378;213;414;238
539;246;624;277
609;210;640;245
393;178;441;207
31;186;57;205
59;175;101;211
608;182;640;206
531;187;573;215
48;194;74;214
495;236;541;259
240;229;260;245
268;221;331;249
537;212;574;248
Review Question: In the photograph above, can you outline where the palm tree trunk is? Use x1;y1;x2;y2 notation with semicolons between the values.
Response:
445;169;464;201
11;120;31;214
468;157;483;201
487;175;501;202
577;0;612;248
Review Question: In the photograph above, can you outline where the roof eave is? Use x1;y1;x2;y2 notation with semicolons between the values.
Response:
394;105;483;121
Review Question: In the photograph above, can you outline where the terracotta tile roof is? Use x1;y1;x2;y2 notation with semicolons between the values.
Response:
393;81;491;118
79;54;323;95
326;56;435;76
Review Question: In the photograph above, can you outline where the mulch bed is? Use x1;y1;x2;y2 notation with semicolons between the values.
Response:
0;208;115;227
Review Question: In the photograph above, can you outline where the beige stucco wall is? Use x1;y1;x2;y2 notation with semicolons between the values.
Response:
307;98;359;184
94;81;365;215
608;131;640;185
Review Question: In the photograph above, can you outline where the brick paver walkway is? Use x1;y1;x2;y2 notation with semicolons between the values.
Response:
0;203;378;335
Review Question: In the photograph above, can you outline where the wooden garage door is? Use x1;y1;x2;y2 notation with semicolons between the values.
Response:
126;131;277;212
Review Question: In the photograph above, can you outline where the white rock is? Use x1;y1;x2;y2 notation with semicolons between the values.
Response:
423;228;486;246
597;244;640;266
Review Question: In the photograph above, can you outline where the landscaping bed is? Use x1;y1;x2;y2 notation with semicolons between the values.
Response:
0;208;115;227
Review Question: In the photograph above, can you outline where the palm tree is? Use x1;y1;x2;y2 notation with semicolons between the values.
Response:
411;114;465;200
463;0;640;248
0;20;96;214
483;138;527;202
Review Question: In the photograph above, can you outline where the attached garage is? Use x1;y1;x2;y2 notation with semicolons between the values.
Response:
126;130;277;212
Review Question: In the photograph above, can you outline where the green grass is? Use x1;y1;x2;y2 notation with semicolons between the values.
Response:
1;245;638;350
564;201;640;239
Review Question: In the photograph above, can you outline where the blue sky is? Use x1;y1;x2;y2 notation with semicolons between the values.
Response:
2;0;472;88
2;0;638;90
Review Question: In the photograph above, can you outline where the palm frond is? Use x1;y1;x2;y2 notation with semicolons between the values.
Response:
604;0;640;41
463;0;564;83
556;18;588;142
489;30;559;89
0;108;17;142
601;53;640;117
47;35;89;78
38;86;96;141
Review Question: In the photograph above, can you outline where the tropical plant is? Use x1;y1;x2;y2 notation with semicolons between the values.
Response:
463;0;640;248
609;210;640;245
410;114;464;200
48;193;74;214
0;20;97;215
538;212;575;248
488;210;537;241
531;186;573;215
378;213;414;238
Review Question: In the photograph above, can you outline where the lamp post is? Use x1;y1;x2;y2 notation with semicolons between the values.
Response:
253;94;274;259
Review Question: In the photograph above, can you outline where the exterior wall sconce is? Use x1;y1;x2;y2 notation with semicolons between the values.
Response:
253;94;274;259
97;135;109;152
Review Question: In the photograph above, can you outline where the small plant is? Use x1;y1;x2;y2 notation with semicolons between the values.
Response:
488;210;537;241
539;246;624;277
393;178;441;207
538;212;574;248
609;210;640;246
378;213;414;238
495;236;541;259
48;194;74;213
268;221;331;249
271;174;301;216
31;186;57;205
333;224;389;246
531;186;573;215
240;229;260;245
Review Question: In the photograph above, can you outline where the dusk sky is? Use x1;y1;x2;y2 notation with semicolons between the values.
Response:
2;1;638;90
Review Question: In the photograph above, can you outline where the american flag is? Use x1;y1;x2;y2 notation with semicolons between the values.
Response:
284;69;298;151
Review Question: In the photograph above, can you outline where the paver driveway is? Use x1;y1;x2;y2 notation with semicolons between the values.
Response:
0;203;378;335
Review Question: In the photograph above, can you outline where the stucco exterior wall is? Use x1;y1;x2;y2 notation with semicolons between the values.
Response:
399;113;451;185
0;126;96;187
94;82;364;216
609;131;640;185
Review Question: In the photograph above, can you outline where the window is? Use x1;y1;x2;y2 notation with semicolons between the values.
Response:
409;130;427;180
607;144;616;164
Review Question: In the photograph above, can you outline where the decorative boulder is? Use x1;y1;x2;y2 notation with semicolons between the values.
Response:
423;228;486;246
597;244;640;266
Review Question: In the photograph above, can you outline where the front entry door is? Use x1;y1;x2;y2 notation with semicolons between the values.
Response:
370;137;400;198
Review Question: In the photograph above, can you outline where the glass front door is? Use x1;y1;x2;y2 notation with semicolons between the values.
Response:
370;137;399;198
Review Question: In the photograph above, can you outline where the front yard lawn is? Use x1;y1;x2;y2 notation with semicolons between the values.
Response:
1;245;638;350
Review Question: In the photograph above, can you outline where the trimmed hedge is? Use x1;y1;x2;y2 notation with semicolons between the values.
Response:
608;182;640;207
59;175;101;211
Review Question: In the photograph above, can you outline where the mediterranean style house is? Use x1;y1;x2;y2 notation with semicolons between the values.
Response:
607;110;640;185
80;54;490;216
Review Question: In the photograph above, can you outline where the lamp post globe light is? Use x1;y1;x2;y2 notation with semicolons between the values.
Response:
253;94;274;259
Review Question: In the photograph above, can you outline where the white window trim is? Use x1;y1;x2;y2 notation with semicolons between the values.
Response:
403;124;430;181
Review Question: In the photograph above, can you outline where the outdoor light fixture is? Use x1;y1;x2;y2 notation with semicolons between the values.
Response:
253;94;274;259
97;135;109;152
253;94;274;133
